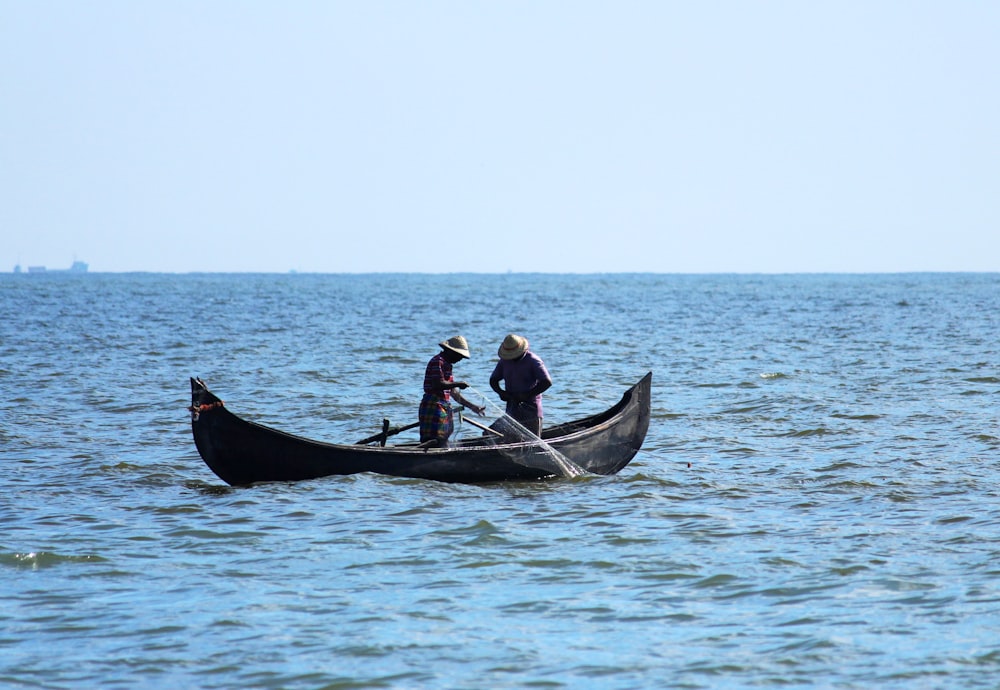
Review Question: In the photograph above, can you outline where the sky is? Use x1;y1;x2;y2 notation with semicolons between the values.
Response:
1;2;998;273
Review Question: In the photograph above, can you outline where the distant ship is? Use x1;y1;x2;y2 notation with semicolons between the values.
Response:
15;260;89;274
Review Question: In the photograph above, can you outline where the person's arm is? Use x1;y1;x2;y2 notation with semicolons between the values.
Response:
507;378;551;403
489;372;509;401
429;379;468;395
453;389;485;415
507;358;552;402
523;357;552;400
526;377;552;399
426;355;467;396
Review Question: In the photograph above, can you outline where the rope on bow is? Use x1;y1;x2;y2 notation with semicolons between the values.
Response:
189;400;224;421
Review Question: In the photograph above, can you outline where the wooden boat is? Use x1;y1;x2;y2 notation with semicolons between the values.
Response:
190;372;651;485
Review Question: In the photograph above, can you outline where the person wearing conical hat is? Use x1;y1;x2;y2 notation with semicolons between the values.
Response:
489;334;552;438
419;335;485;447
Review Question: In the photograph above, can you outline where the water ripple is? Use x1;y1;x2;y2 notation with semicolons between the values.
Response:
3;273;1000;689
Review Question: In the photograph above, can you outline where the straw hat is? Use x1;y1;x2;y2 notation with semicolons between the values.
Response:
439;335;471;359
498;333;528;360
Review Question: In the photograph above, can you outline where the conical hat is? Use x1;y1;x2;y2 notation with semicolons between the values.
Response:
498;333;528;360
439;335;471;359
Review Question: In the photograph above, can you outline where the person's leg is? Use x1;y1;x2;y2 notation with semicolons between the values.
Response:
420;398;453;447
526;417;542;438
511;409;542;438
438;406;454;447
418;396;435;442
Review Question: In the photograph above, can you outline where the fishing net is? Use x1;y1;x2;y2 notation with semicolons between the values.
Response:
459;386;586;478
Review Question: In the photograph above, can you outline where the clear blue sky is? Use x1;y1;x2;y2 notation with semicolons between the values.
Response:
2;2;997;273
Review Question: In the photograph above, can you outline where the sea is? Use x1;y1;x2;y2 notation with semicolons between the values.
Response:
2;272;998;689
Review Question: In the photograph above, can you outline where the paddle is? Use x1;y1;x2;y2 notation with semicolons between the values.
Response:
355;420;420;446
459;413;504;438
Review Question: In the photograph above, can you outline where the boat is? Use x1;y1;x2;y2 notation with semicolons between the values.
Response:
190;372;652;485
19;260;88;274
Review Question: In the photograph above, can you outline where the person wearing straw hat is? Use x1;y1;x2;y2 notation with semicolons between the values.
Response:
489;333;552;438
419;335;485;448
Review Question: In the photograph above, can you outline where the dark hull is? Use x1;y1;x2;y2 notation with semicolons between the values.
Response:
190;373;651;485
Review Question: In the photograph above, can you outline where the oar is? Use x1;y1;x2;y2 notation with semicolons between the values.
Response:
355;420;420;445
460;414;504;438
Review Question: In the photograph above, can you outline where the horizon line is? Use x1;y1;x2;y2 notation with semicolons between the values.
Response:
6;269;999;276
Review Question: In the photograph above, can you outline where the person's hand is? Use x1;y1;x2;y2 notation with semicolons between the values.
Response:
473;405;486;416
498;390;510;402
454;381;469;390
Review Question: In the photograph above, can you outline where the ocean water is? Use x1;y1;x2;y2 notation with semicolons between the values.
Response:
2;272;998;689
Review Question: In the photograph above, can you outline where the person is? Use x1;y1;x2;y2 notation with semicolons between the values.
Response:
489;333;552;438
419;335;485;447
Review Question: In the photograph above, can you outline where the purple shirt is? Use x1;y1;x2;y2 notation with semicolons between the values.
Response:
490;351;551;418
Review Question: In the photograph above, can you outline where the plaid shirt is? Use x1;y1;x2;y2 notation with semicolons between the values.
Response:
423;353;454;401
